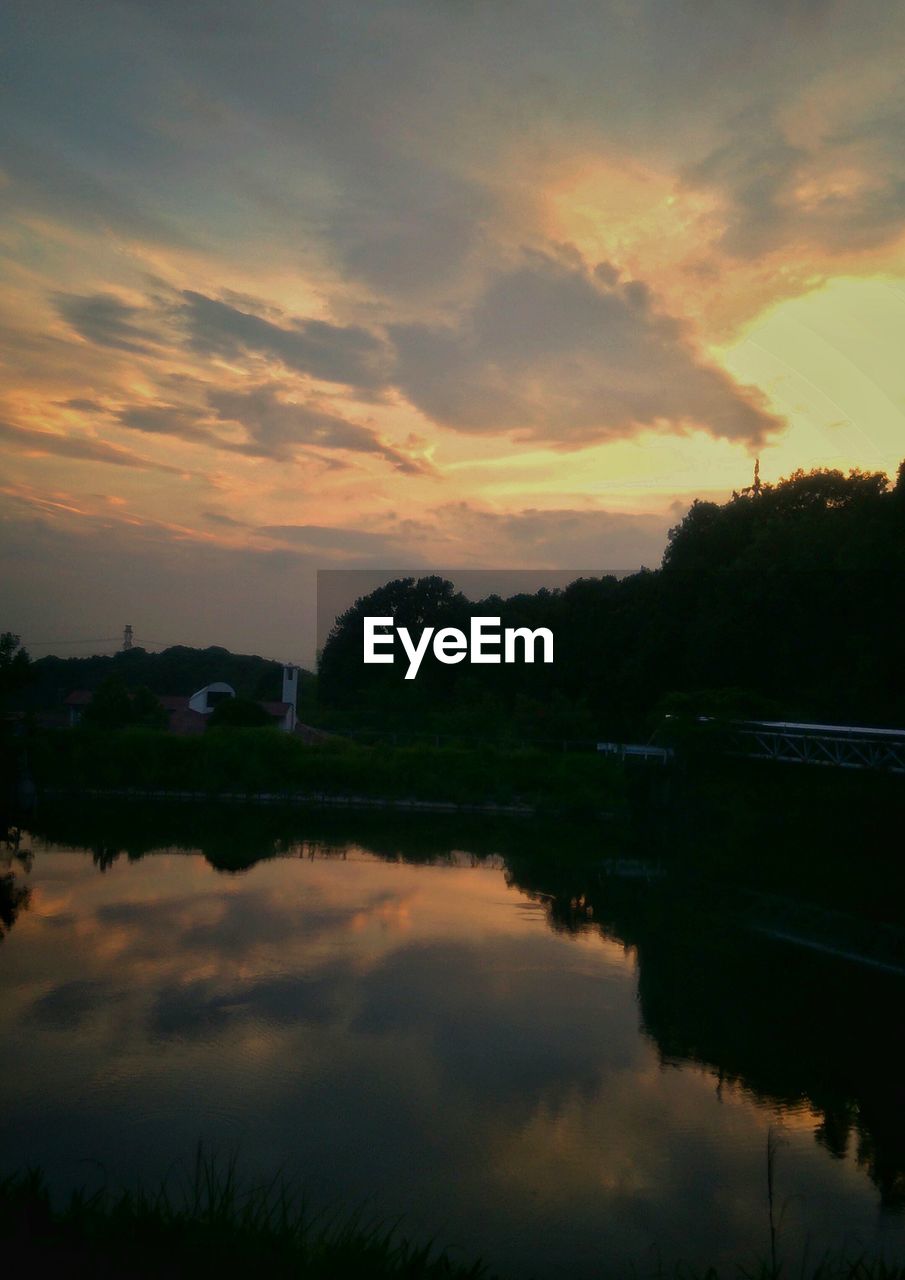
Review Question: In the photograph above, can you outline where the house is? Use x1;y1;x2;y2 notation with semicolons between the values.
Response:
65;666;304;736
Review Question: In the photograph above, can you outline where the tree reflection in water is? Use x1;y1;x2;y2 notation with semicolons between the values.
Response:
1;821;31;941
19;797;905;1214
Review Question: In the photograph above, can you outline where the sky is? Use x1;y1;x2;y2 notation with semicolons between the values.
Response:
2;1;904;666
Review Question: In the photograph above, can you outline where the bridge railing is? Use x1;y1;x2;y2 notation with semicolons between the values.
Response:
720;719;905;775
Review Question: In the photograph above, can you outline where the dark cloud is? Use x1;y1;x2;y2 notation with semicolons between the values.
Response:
684;98;905;258
43;259;781;456
202;510;251;528
0;418;190;474
115;403;220;444
325;155;493;300
60;397;106;412
28;979;113;1030
44;260;783;458
62;379;426;474
179;291;391;390
391;251;782;447
53;292;160;354
351;937;640;1110
1;130;198;252
7;0;905;298
149;972;349;1039
207;383;426;472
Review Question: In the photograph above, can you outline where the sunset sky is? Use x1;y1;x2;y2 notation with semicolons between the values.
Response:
2;1;904;665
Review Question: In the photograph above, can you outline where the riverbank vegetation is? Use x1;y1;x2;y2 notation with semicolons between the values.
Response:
28;727;623;816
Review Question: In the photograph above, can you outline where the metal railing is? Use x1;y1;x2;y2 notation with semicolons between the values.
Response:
723;719;905;774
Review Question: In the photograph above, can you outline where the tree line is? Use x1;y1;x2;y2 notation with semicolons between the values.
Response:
318;463;905;739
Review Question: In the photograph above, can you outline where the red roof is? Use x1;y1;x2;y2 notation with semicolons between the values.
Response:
63;690;290;735
65;689;206;733
166;705;207;735
64;690;93;706
259;701;292;717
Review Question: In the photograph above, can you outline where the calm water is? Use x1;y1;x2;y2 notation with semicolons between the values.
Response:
2;807;903;1278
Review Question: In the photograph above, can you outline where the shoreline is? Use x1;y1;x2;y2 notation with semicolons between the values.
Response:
35;783;559;817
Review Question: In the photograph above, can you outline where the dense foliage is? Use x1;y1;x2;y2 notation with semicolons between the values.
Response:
0;632;31;707
319;464;905;736
31;729;621;816
80;676;168;731
16;644;314;712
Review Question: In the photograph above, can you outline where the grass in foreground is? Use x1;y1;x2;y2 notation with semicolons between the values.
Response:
0;1151;490;1279
2;1153;903;1280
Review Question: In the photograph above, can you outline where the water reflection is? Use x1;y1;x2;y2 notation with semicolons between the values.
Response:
511;858;905;1212
0;801;903;1278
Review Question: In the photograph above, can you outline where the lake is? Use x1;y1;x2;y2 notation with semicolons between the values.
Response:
1;803;903;1278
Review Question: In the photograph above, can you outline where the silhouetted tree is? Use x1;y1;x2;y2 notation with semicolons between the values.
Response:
0;633;31;708
80;677;167;730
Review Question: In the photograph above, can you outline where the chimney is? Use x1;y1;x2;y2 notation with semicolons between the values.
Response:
282;665;299;712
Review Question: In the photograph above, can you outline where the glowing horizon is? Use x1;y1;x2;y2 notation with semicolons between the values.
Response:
2;2;904;662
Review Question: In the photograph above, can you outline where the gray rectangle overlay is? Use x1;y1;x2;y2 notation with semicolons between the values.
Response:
316;568;637;656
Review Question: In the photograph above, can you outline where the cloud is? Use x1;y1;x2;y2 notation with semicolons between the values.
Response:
255;523;409;557
685;124;905;259
149;972;347;1039
391;250;782;447
60;397;106;413
0;418;190;474
450;504;670;568
8;1;905;303
115;403;221;445
202;510;251;528
351;936;639;1110
179;291;391;390
370;502;671;569
43;257;783;459
207;383;426;472
1;130;197;252
27;979;113;1031
269;501;671;570
62;376;428;475
53;292;160;353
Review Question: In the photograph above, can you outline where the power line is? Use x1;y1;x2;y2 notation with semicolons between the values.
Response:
23;636;120;648
24;633;181;649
